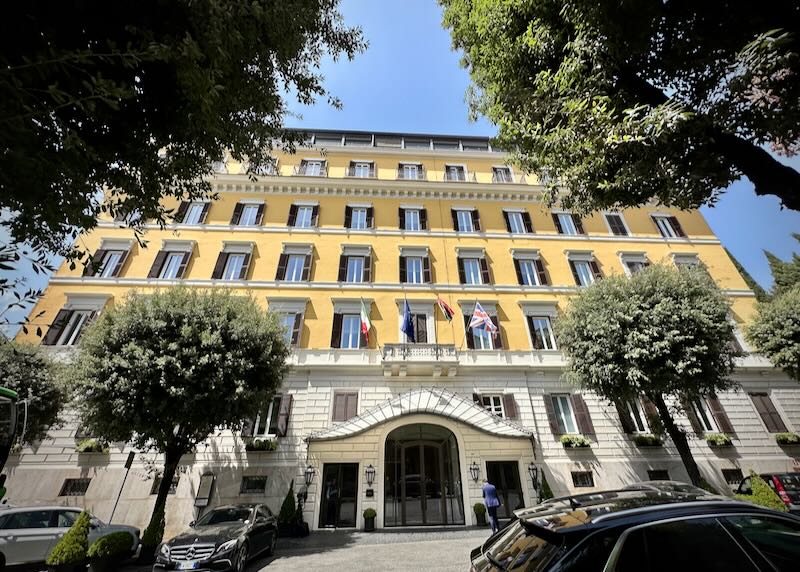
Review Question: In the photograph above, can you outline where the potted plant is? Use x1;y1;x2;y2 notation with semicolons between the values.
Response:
560;434;591;449
75;438;108;454
137;503;165;565
46;511;90;572
775;432;800;446
473;502;487;527
87;531;134;572
277;480;297;537
362;507;377;532
633;434;663;447
244;437;278;452
705;433;733;447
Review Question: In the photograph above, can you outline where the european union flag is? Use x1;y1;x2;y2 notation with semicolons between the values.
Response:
401;299;415;343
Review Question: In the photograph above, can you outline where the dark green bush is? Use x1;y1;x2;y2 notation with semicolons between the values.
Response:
473;502;486;515
47;511;90;565
76;438;108;453
87;531;133;559
633;434;663;447
363;508;377;519
775;432;800;446
278;480;296;525
245;438;278;452
735;472;787;512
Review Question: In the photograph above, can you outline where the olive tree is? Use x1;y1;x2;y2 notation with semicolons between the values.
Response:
73;288;289;541
555;265;739;485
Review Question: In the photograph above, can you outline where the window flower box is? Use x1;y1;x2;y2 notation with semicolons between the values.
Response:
775;432;800;446
245;437;278;452
560;434;591;449
705;433;733;447
75;438;108;454
633;434;663;447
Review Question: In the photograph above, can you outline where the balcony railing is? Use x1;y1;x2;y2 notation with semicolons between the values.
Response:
381;343;458;362
397;167;427;181
443;171;477;182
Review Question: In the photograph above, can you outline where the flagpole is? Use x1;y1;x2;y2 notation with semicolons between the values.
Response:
460;299;478;351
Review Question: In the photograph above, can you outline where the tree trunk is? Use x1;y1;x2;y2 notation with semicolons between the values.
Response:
147;447;182;538
650;394;702;487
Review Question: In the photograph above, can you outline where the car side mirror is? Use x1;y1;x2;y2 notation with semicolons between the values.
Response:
188;520;196;527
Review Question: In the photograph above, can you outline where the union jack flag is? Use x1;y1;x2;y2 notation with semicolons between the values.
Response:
469;302;497;335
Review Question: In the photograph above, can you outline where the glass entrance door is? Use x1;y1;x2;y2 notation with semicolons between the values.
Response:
319;463;358;528
486;461;524;519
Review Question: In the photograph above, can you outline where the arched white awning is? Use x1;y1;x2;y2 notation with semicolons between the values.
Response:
305;387;533;442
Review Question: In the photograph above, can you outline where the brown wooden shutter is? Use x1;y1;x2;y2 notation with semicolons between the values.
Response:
669;216;686;237
502;394;518;419
680;398;704;436
641;396;660;430
513;259;524;285
338;255;348;282
366;207;374;228
398;208;405;229
615;400;636;434
176;251;192;278
345;393;358;419
399;256;407;283
464;314;475;349
275;253;288;280
332;394;346;422
363;255;372;283
255;203;265;225
344;206;352;228
589;261;603;280
331;314;343;348
543;395;562;435
480;258;491;284
83;249;106;277
750;393;787;433
457;258;466;284
570;394;595;435
414;315;427;343
534;259;549;285
552;213;563;234
451;209;459;231
276;394;293;437
42;309;72;346
471;210;481;231
199;202;211;223
422;256;432;283
707;395;734;434
572;215;585;234
230;203;244;225
568;260;581;285
301;254;312;281
522;212;533;233
238;253;252;280
241;417;254;437
490;316;504;349
148;251;168;278
419;209;428;230
291;313;302;346
287;204;298;226
311;205;319;226
211;252;228;279
176;201;189;223
502;211;512;233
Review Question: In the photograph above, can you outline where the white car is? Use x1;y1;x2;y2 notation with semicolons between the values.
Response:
0;506;140;567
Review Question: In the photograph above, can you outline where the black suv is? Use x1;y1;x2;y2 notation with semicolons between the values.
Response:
154;504;277;572
736;473;800;514
470;485;800;571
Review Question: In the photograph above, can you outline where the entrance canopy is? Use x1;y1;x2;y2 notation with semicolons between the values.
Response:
305;387;533;442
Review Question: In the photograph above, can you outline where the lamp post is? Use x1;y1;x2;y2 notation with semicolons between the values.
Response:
528;462;540;499
365;464;376;487
298;464;315;509
469;461;480;483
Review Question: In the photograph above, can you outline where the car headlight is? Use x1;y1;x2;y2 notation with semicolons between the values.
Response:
159;544;170;557
215;539;238;554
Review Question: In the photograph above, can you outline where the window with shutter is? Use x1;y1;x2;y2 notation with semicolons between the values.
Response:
51;310;96;346
554;213;579;235
480;395;504;417
706;395;734;434
181;202;207;225
332;392;358;422
249;395;282;437
570;394;595;435
749;393;788;433
550;394;578;434
605;213;629;236
454;209;474;232
276;394;293;437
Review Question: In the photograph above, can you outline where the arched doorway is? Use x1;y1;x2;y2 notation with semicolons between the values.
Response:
384;423;465;526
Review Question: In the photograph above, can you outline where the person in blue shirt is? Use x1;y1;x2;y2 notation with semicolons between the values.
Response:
482;479;502;533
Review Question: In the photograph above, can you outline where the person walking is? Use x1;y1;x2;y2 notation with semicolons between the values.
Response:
482;478;502;534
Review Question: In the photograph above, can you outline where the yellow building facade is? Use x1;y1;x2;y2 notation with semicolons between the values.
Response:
9;130;798;534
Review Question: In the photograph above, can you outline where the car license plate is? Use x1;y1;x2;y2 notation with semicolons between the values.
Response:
176;561;199;570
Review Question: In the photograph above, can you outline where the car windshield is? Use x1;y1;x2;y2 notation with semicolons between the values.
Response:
775;475;800;492
195;507;252;526
484;520;560;571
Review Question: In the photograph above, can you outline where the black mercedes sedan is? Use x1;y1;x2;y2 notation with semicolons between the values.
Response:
154;504;277;572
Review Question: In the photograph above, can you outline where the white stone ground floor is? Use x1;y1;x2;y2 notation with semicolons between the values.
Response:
4;361;800;539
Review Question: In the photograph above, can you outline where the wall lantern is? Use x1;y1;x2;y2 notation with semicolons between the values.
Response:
365;464;376;486
528;462;539;490
304;464;316;487
469;461;480;482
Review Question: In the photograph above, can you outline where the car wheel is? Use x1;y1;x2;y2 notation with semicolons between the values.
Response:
266;531;277;556
235;541;249;572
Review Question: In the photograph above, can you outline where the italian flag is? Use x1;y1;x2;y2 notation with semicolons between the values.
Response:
360;298;372;342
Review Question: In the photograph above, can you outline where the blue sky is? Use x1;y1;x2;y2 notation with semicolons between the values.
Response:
2;0;799;334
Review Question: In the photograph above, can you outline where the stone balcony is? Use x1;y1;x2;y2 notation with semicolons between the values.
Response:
381;343;459;377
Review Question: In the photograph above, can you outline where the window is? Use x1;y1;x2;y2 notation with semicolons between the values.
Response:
692;400;717;433
722;468;744;485
725;515;800;571
240;476;268;495
251;395;282;437
552;395;578;434
405;257;423;284
222;253;246;280
569;259;601;286
237;204;262;226
621;255;650;276
402;313;428;343
527;316;557;350
647;469;670;481
340;314;362;349
293;205;315;228
181;202;208;225
673;254;701;269
0;510;52;529
159;252;185;279
464;312;501;350
96;251;124;278
481;395;504;417
300;160;325;176
571;471;594;488
492;166;513;183
553;213;584;235
454;209;476;232
652;214;686;238
347;207;370;229
332;392;358;422
627;399;650;433
346;256;365;282
349;161;373;178
445;165;466;181
462;258;483;285
59;478;91;497
605;213;629;236
151;474;179;495
505;211;531;234
284;254;306;282
518;259;541;286
402;208;424;230
399;163;422;180
749;393;788;433
279;313;302;347
52;310;94;346
404;137;430;149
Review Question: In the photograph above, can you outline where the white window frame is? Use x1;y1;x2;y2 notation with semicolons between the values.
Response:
345;256;365;283
252;395;282;437
395;300;435;344
239;204;261;226
404;208;421;231
552;394;579;434
518;258;540;286
692;400;718;433
462;258;483;285
302;160;324;177
572;259;595;286
528;316;557;350
472;325;495;350
182;202;206;225
222;253;246;280
278;313;298;346
455;209;474;232
619;253;649;277
294;205;314;228
350;207;368;230
405;256;424;284
481;394;505;417
352;161;372;178
267;298;308;348
285;254;306;282
627;399;651;433
492;166;513;183
54;310;94;346
160;252;186;279
652;214;682;238
603;212;630;236
445;164;467;181
555;212;579;235
97;250;124;278
400;163;420;180
506;210;527;234
672;253;700;269
340;314;362;349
